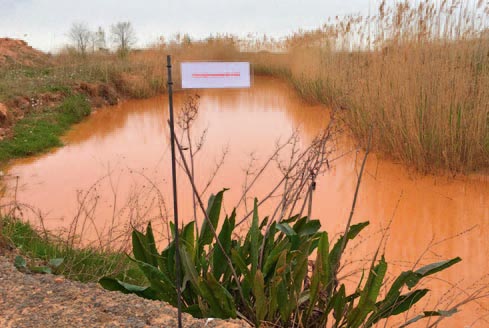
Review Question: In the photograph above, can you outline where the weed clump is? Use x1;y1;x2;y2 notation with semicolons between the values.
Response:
101;191;460;327
1;217;145;284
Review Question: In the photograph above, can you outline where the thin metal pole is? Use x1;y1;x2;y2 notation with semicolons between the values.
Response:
307;176;316;221
167;55;183;328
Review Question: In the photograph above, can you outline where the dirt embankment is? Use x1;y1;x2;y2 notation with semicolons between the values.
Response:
0;38;122;140
0;82;120;140
0;38;50;68
0;249;248;328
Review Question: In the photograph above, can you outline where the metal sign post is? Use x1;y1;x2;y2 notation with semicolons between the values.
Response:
166;58;250;328
181;62;251;88
166;55;183;328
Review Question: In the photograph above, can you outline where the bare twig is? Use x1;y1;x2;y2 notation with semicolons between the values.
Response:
334;129;372;281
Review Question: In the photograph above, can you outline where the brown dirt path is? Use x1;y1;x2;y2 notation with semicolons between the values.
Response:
0;256;249;328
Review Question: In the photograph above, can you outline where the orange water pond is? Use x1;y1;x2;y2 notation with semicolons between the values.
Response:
3;76;489;327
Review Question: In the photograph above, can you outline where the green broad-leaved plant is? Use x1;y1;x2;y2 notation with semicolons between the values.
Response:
100;189;461;327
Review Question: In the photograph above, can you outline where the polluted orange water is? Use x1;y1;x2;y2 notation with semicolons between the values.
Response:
3;76;489;326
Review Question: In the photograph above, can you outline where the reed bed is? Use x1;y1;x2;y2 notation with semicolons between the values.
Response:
251;0;489;173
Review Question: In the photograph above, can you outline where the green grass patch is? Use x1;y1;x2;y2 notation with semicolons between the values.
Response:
41;84;73;95
0;94;90;162
1;217;146;284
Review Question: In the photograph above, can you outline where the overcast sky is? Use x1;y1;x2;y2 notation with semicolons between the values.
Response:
0;0;374;52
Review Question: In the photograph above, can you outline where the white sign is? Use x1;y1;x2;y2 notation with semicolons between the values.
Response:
181;62;251;89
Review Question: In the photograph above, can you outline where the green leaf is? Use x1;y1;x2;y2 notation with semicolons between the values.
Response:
277;221;301;250
364;256;388;304
276;222;297;237
259;216;269;230
367;258;460;326
367;270;420;325
14;255;26;270
412;258;461;283
30;266;52;274
250;198;260;278
160;241;176;282
99;277;159;300
304;232;329;324
197;273;236;318
199;189;227;247
281;214;300;224
179;244;200;290
145;222;162;269
388;270;420;295
273;250;292;323
183;304;203;318
422;309;458;317
292;243;310;296
399;308;457;328
348;256;387;328
268;275;282;321
277;278;290;323
213;210;235;280
198;279;225;318
169;221;175;239
100;277;147;292
129;257;177;305
291;216;308;233
181;221;195;261
201;273;237;318
317;232;331;287
329;222;369;269
48;258;64;269
132;228;155;266
261;221;278;274
332;284;347;323
366;289;431;327
293;217;321;237
390;289;430;315
132;256;175;287
253;270;267;323
263;239;290;277
231;248;251;278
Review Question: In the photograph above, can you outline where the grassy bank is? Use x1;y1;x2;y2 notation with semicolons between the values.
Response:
0;216;145;284
0;94;90;163
0;53;164;104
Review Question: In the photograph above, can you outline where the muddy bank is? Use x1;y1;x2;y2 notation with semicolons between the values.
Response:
0;79;140;142
0;38;167;143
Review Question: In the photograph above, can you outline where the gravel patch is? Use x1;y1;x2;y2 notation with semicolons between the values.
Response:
0;255;250;328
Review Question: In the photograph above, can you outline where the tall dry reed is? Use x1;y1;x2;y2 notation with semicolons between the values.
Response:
251;0;489;172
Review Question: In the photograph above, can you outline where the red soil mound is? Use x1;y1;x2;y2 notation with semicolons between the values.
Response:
0;38;49;67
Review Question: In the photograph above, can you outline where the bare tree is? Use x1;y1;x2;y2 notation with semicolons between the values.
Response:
69;22;91;56
111;21;136;57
